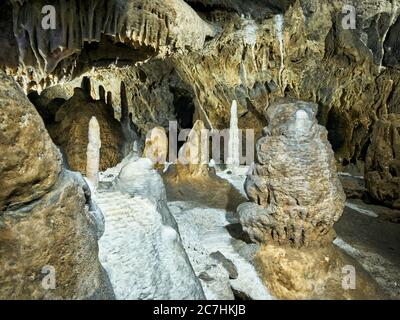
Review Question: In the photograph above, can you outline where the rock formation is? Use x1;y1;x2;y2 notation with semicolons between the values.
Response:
0;72;114;299
0;71;61;211
2;1;398;200
0;0;398;301
97;158;205;299
237;100;385;299
48;83;123;174
239;101;346;247
172;0;400;171
365;114;400;209
120;81;141;157
143;127;169;166
177;120;209;175
86;117;101;189
227;100;240;171
2;0;215;91
254;242;384;300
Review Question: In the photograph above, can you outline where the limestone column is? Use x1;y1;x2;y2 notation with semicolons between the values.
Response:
86;116;101;189
226;100;240;171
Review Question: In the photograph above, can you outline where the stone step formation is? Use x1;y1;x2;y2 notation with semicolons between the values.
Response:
94;158;205;300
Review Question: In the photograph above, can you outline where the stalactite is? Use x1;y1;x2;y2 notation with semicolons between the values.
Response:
274;14;285;89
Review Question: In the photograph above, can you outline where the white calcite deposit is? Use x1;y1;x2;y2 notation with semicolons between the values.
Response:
97;157;205;300
168;201;272;300
227;100;240;171
86;116;101;189
143;126;169;165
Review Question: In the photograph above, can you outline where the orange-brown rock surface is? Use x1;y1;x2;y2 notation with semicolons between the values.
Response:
238;101;346;248
0;71;61;211
0;72;114;299
48;85;123;175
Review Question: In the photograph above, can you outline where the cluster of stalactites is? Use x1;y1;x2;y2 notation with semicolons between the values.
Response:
9;0;215;92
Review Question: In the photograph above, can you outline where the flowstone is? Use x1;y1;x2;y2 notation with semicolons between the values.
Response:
238;101;346;247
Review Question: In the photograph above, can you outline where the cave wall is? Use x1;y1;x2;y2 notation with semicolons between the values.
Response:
0;71;114;299
174;0;400;168
1;0;399;207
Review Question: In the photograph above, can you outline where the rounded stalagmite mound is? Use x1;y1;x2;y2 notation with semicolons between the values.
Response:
238;101;346;248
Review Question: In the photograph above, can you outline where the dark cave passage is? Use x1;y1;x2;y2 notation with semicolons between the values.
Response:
172;87;196;130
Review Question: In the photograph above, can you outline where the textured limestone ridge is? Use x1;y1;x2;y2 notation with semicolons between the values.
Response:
0;72;114;299
0;71;61;211
86;116;101;189
143;126;169;165
365;114;400;209
238;101;346;248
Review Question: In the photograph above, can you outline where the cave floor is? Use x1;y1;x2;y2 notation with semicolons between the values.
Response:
334;199;400;299
96;159;400;300
162;166;271;300
170;168;400;300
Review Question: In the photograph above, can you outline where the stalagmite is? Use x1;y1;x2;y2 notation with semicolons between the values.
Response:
86;116;101;189
226;100;240;171
176;120;210;176
178;120;208;166
143;127;169;166
238;101;345;247
236;101;384;300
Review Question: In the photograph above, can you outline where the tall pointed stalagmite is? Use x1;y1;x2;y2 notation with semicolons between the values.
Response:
227;100;240;171
86;116;101;189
